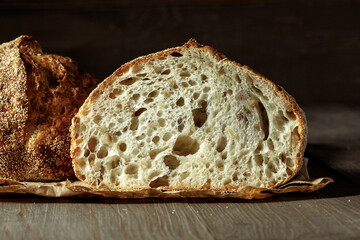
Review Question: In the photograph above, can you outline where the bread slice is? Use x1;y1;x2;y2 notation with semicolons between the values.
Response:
70;39;307;193
0;35;98;181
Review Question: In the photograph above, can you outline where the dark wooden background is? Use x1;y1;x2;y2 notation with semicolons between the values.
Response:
1;0;359;106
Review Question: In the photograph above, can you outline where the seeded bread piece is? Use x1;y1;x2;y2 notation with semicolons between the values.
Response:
0;35;98;181
71;39;307;194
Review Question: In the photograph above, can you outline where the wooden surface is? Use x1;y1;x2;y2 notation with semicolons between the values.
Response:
1;106;360;240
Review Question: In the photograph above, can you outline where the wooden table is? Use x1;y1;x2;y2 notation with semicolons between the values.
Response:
1;105;359;240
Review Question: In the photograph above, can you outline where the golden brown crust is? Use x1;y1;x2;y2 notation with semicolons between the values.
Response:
0;35;98;181
71;38;308;193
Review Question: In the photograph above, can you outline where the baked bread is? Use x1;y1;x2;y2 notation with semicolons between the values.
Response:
0;35;98;181
70;39;307;193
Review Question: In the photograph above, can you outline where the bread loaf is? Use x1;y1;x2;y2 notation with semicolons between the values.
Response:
0;35;98;181
70;39;307;194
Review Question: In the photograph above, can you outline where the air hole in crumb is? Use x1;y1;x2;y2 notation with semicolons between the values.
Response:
254;155;264;166
203;87;210;93
177;63;183;68
180;172;190;180
93;115;102;124
189;80;196;86
216;136;227;152
131;94;140;101
286;157;294;168
163;132;172;141
178;121;184;132
157;110;163;117
291;126;300;148
78;159;86;168
132;149;139;156
228;90;233;95
125;164;138;175
130;117;139;130
218;66;226;75
106;156;121;169
164;155;180;170
201;74;207;81
131;64;143;74
216;160;224;169
235;74;242;84
161;69;171;75
147;128;153;136
136;73;147;77
119;143;127;152
170;52;183;57
84;149;90;157
136;134;145;140
193;92;200;100
148;90;159;98
120;77;137;85
152;136;160;144
113;89;122;95
180;71;191;77
134;108;147;116
181;82;189;87
286;111;297;121
97;146;108;158
268;162;277;173
258;101;269;140
267;138;274;151
158;118;165;127
149;171;160;180
88;154;95;166
109;93;116;99
265;169;272;178
145;98;154;103
88;137;98;152
176;97;185;106
149;176;169;188
173;135;199;156
192;101;207;128
232;173;238;181
149;148;166;159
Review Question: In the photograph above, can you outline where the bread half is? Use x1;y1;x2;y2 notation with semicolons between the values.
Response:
0;36;98;181
71;39;307;193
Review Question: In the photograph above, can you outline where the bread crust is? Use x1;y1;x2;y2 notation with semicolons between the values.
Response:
0;36;98;181
71;39;307;192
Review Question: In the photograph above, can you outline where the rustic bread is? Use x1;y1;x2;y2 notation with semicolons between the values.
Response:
0;35;98;181
71;39;307;193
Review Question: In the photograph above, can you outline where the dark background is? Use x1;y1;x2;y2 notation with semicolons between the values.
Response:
1;0;359;106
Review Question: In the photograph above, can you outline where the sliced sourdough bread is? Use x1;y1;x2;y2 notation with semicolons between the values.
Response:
70;39;307;193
